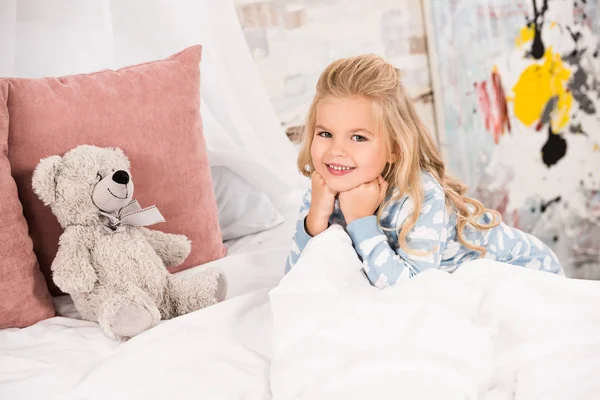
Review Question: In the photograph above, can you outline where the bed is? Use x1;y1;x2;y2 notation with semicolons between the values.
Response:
3;204;600;400
0;190;303;400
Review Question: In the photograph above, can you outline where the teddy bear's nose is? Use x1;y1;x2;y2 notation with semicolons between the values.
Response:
112;170;130;185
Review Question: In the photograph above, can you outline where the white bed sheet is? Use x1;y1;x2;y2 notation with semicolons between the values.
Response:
0;190;303;400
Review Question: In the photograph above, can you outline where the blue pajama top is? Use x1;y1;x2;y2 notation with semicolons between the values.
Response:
285;172;564;288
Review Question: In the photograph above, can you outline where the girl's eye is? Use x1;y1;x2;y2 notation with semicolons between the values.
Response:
317;131;332;138
352;134;367;142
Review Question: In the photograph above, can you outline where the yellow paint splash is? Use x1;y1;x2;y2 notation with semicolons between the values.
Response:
594;143;599;152
511;48;573;131
515;25;535;46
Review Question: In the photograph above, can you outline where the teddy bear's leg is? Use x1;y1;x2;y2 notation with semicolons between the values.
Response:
161;268;227;319
97;284;162;341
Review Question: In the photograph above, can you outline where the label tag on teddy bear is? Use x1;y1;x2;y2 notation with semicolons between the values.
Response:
100;200;165;231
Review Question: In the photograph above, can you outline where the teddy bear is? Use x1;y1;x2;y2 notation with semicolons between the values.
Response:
31;145;227;341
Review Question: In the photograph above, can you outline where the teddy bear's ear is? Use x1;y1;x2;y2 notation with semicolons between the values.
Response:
113;147;125;156
113;147;128;161
32;155;62;206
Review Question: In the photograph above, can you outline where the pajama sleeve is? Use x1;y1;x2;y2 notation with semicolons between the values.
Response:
345;180;448;288
284;189;313;274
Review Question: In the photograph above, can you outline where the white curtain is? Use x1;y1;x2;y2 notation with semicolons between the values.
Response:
0;0;306;209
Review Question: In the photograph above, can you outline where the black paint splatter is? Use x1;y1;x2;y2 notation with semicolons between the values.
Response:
528;0;549;59
563;41;583;65
569;123;587;135
565;63;596;114
541;196;561;212
567;26;582;44
572;86;595;114
541;125;567;167
563;27;597;115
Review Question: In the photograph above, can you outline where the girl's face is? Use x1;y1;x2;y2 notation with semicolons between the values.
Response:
311;95;391;193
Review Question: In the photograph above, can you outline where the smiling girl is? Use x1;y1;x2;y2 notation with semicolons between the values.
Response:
285;54;563;288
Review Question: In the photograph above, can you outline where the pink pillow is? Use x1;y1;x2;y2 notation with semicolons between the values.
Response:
0;85;55;327
2;45;226;296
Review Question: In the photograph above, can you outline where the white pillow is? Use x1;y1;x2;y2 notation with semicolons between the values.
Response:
211;166;284;241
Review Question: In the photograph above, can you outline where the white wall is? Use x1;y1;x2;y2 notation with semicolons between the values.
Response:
235;0;438;142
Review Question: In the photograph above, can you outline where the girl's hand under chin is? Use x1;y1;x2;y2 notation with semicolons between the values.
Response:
339;176;388;224
306;171;338;236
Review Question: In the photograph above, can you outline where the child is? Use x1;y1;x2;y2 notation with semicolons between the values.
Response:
285;54;564;288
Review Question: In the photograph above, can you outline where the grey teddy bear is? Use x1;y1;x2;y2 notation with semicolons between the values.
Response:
32;145;227;341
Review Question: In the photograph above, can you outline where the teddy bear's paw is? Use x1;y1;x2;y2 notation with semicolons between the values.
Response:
167;234;192;266
214;272;227;302
163;269;227;317
110;303;157;339
194;268;227;303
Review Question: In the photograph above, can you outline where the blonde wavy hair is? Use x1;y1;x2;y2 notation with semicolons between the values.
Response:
297;54;501;256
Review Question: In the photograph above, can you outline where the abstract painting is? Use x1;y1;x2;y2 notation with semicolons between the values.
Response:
428;0;600;278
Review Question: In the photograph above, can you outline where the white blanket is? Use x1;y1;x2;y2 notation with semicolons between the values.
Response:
71;289;274;400
3;221;600;399
269;225;600;400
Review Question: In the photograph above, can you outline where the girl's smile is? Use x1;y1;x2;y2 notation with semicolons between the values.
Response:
325;162;355;176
